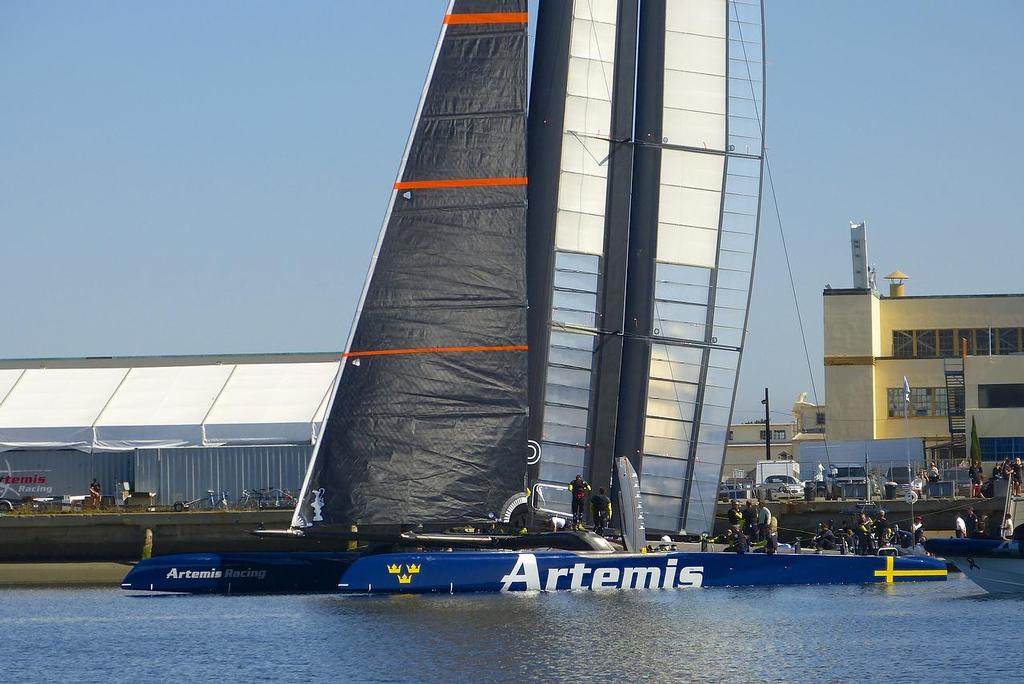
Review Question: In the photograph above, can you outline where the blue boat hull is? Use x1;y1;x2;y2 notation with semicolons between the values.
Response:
121;552;358;594
122;550;947;594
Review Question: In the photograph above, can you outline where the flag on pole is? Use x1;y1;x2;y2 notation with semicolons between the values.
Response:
903;376;911;405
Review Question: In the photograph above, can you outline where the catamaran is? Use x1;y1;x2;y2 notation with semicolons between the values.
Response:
122;0;947;595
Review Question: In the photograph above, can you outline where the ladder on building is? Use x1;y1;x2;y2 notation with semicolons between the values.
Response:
943;357;966;459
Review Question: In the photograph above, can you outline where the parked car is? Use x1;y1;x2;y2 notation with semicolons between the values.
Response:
719;479;753;502
758;474;804;500
0;493;23;512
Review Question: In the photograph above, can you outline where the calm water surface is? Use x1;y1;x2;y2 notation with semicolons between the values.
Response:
3;575;1015;683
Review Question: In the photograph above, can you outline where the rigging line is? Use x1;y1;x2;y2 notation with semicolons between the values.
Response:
731;2;830;466
567;130;611;166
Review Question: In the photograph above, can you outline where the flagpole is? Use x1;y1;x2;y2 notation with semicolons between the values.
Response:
904;376;914;547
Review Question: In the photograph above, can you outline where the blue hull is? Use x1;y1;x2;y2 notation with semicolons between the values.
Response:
122;550;946;594
121;552;358;594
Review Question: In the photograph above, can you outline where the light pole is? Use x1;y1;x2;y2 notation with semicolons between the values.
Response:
762;387;771;461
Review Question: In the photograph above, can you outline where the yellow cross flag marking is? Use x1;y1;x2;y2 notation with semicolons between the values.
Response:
873;555;948;583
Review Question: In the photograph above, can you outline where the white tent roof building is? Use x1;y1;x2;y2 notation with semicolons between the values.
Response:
0;353;340;452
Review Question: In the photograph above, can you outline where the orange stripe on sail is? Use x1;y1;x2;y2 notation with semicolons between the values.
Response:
394;177;528;190
443;12;528;25
344;345;528;359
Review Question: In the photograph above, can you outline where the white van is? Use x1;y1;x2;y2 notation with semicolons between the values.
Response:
828;463;868;499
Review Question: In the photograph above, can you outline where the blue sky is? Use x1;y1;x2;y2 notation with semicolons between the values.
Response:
2;1;1022;421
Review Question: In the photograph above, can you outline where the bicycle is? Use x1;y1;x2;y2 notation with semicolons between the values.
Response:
238;488;268;510
269;488;297;509
173;489;229;512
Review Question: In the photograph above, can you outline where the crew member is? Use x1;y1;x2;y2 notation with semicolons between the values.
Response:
813;523;836;552
727;525;749;554
856;512;874;555
757;501;772;544
567;474;591;529
874;510;891;545
912;515;927;547
742;500;758;542
89;479;102;509
727;501;743;528
589;487;612;535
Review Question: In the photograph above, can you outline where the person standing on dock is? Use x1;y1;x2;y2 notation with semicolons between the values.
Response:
1002;513;1014;541
89;479;101;509
969;465;983;498
567;474;591;530
589;487;612;535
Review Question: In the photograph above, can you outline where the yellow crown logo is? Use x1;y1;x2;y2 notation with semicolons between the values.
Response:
386;563;402;574
406;564;421;574
397;574;413;584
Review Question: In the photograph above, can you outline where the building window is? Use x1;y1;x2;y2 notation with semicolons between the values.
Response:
772;429;786;441
979;384;1024;409
937;329;954;357
891;328;1021;358
887;387;948;418
979;437;1024;461
915;330;936;357
728;430;734;441
974;329;992;355
815;411;826;426
893;331;913;358
759;430;766;441
997;328;1020;355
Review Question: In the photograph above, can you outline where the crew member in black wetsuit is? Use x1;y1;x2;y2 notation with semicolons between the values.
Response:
567;474;591;530
590;487;612;535
742;500;758;542
727;501;743;528
727;526;749;554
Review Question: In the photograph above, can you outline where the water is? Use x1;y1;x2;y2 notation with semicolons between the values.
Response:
2;576;1015;683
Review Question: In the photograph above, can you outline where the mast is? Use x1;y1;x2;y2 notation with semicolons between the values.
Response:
292;0;530;529
615;0;766;534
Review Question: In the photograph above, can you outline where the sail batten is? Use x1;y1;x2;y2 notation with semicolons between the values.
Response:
293;0;529;529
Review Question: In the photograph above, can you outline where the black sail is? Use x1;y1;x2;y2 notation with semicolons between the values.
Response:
293;0;529;529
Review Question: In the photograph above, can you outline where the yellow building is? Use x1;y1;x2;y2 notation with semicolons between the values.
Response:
824;276;1024;461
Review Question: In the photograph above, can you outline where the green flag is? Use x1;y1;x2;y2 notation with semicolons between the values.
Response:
970;416;982;469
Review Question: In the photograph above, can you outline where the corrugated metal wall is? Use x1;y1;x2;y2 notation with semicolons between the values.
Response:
0;450;132;499
134;445;312;505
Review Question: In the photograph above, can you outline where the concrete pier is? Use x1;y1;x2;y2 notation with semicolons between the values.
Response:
0;510;322;563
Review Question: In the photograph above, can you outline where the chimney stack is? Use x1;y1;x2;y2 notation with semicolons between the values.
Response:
884;270;909;297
